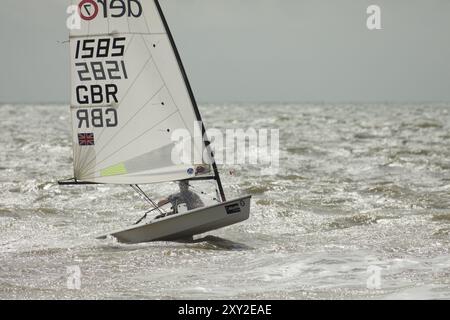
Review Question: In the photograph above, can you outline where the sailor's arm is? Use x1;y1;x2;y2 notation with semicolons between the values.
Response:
157;198;170;207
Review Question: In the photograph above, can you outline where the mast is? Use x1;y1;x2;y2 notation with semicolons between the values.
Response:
154;0;226;202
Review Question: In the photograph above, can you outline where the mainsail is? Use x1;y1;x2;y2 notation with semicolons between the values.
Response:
68;0;221;191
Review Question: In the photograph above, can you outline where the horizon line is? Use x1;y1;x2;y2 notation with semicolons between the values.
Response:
1;100;450;106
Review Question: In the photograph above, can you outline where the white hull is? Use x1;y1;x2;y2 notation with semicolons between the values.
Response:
98;195;251;243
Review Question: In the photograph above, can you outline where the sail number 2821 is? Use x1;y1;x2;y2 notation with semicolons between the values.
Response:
75;61;128;82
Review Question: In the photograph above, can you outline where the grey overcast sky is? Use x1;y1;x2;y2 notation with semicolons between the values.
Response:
1;0;450;103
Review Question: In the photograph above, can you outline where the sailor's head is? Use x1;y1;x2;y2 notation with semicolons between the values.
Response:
178;180;190;192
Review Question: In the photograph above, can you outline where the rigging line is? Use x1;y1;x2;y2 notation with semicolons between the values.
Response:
80;110;179;177
131;184;165;215
80;85;165;176
77;34;138;175
134;209;153;225
130;187;158;224
133;201;167;225
135;185;159;207
78;57;153;176
130;184;151;204
140;34;205;162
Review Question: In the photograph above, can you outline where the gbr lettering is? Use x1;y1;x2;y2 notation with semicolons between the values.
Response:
77;108;118;128
76;84;118;105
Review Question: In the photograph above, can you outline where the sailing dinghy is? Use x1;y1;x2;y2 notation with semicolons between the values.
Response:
59;0;251;243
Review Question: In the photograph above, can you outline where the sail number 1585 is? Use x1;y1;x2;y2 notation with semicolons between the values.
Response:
75;37;126;59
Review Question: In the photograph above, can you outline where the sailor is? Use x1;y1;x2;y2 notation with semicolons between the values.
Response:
156;180;205;217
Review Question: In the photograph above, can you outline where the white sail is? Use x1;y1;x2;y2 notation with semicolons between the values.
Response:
68;0;213;184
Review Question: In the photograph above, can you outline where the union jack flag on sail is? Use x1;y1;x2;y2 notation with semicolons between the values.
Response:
78;133;95;146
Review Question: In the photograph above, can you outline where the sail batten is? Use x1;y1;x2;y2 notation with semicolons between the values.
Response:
68;0;215;185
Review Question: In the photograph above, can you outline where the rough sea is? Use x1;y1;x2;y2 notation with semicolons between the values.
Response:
0;103;449;299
